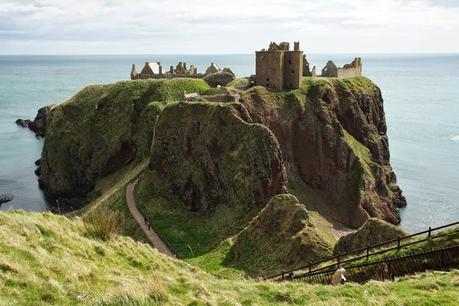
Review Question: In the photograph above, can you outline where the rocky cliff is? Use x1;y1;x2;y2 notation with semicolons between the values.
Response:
38;76;404;227
240;77;405;228
150;101;287;214
38;79;211;201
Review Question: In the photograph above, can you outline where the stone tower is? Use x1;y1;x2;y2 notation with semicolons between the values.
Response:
255;41;304;90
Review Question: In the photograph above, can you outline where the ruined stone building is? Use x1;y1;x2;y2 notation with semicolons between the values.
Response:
130;61;228;80
255;41;363;90
321;58;362;78
255;42;304;90
131;61;216;80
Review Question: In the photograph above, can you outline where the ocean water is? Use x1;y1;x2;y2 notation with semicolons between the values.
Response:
0;54;458;232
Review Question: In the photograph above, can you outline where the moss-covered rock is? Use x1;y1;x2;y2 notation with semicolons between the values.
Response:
240;77;405;228
149;101;287;213
39;79;212;201
203;72;235;87
224;194;333;276
333;217;407;255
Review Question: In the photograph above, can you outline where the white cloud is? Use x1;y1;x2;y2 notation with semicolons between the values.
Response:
0;0;458;54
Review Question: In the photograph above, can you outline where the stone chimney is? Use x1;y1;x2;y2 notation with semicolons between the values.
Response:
130;64;137;80
294;41;300;51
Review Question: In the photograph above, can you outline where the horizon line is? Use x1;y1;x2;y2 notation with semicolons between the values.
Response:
1;52;459;56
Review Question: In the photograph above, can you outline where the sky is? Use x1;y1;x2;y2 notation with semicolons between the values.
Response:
1;0;459;54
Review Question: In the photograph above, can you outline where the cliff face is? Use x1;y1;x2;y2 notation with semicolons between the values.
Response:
39;76;404;228
149;102;287;213
241;77;405;228
39;79;211;199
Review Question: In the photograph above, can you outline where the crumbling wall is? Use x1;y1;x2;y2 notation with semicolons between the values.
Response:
322;58;362;78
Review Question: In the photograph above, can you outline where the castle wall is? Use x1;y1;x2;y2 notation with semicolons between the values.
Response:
283;51;303;89
337;66;362;78
255;51;284;91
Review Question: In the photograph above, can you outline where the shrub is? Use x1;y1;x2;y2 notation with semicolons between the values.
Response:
83;207;125;240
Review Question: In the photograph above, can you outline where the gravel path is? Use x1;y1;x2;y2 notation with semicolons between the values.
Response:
126;180;175;257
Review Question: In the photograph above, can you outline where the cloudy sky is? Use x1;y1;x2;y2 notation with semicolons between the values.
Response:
1;0;458;54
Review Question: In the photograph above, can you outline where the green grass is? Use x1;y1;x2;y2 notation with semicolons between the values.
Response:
135;171;258;278
79;160;150;243
40;78;211;197
1;210;458;305
350;226;459;266
227;78;249;89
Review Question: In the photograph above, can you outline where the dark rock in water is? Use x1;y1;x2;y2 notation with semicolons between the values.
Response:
203;72;235;87
35;159;41;166
34;166;41;176
28;105;55;137
15;104;55;137
333;218;407;255
0;194;14;204
15;119;31;128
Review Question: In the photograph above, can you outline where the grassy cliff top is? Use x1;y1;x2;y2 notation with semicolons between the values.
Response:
1;210;458;305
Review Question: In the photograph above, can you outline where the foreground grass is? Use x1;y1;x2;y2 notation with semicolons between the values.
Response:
1;210;458;305
135;171;256;278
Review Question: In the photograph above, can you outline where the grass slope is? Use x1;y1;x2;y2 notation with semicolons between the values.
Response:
1;210;458;305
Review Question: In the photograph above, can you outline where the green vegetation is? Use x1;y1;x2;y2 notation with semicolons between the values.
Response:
1;210;458;305
136;170;259;278
40;78;211;197
80;160;150;243
225;194;333;277
227;77;249;89
349;226;459;266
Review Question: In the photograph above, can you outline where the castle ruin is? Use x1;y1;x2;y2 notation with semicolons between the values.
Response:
255;42;304;91
255;41;363;90
131;61;217;80
321;58;362;78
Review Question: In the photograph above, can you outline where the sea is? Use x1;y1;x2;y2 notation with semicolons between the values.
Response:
0;54;458;233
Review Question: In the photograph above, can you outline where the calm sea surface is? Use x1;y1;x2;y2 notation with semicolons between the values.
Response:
0;54;458;232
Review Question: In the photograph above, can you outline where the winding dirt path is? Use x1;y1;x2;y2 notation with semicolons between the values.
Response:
126;180;175;257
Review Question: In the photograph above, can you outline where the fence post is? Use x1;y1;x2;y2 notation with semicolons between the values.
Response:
397;238;401;251
367;245;370;260
428;226;432;238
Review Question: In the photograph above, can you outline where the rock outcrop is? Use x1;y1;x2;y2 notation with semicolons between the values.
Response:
240;77;405;228
225;194;333;276
333;218;407;254
16;105;55;137
150;102;287;213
